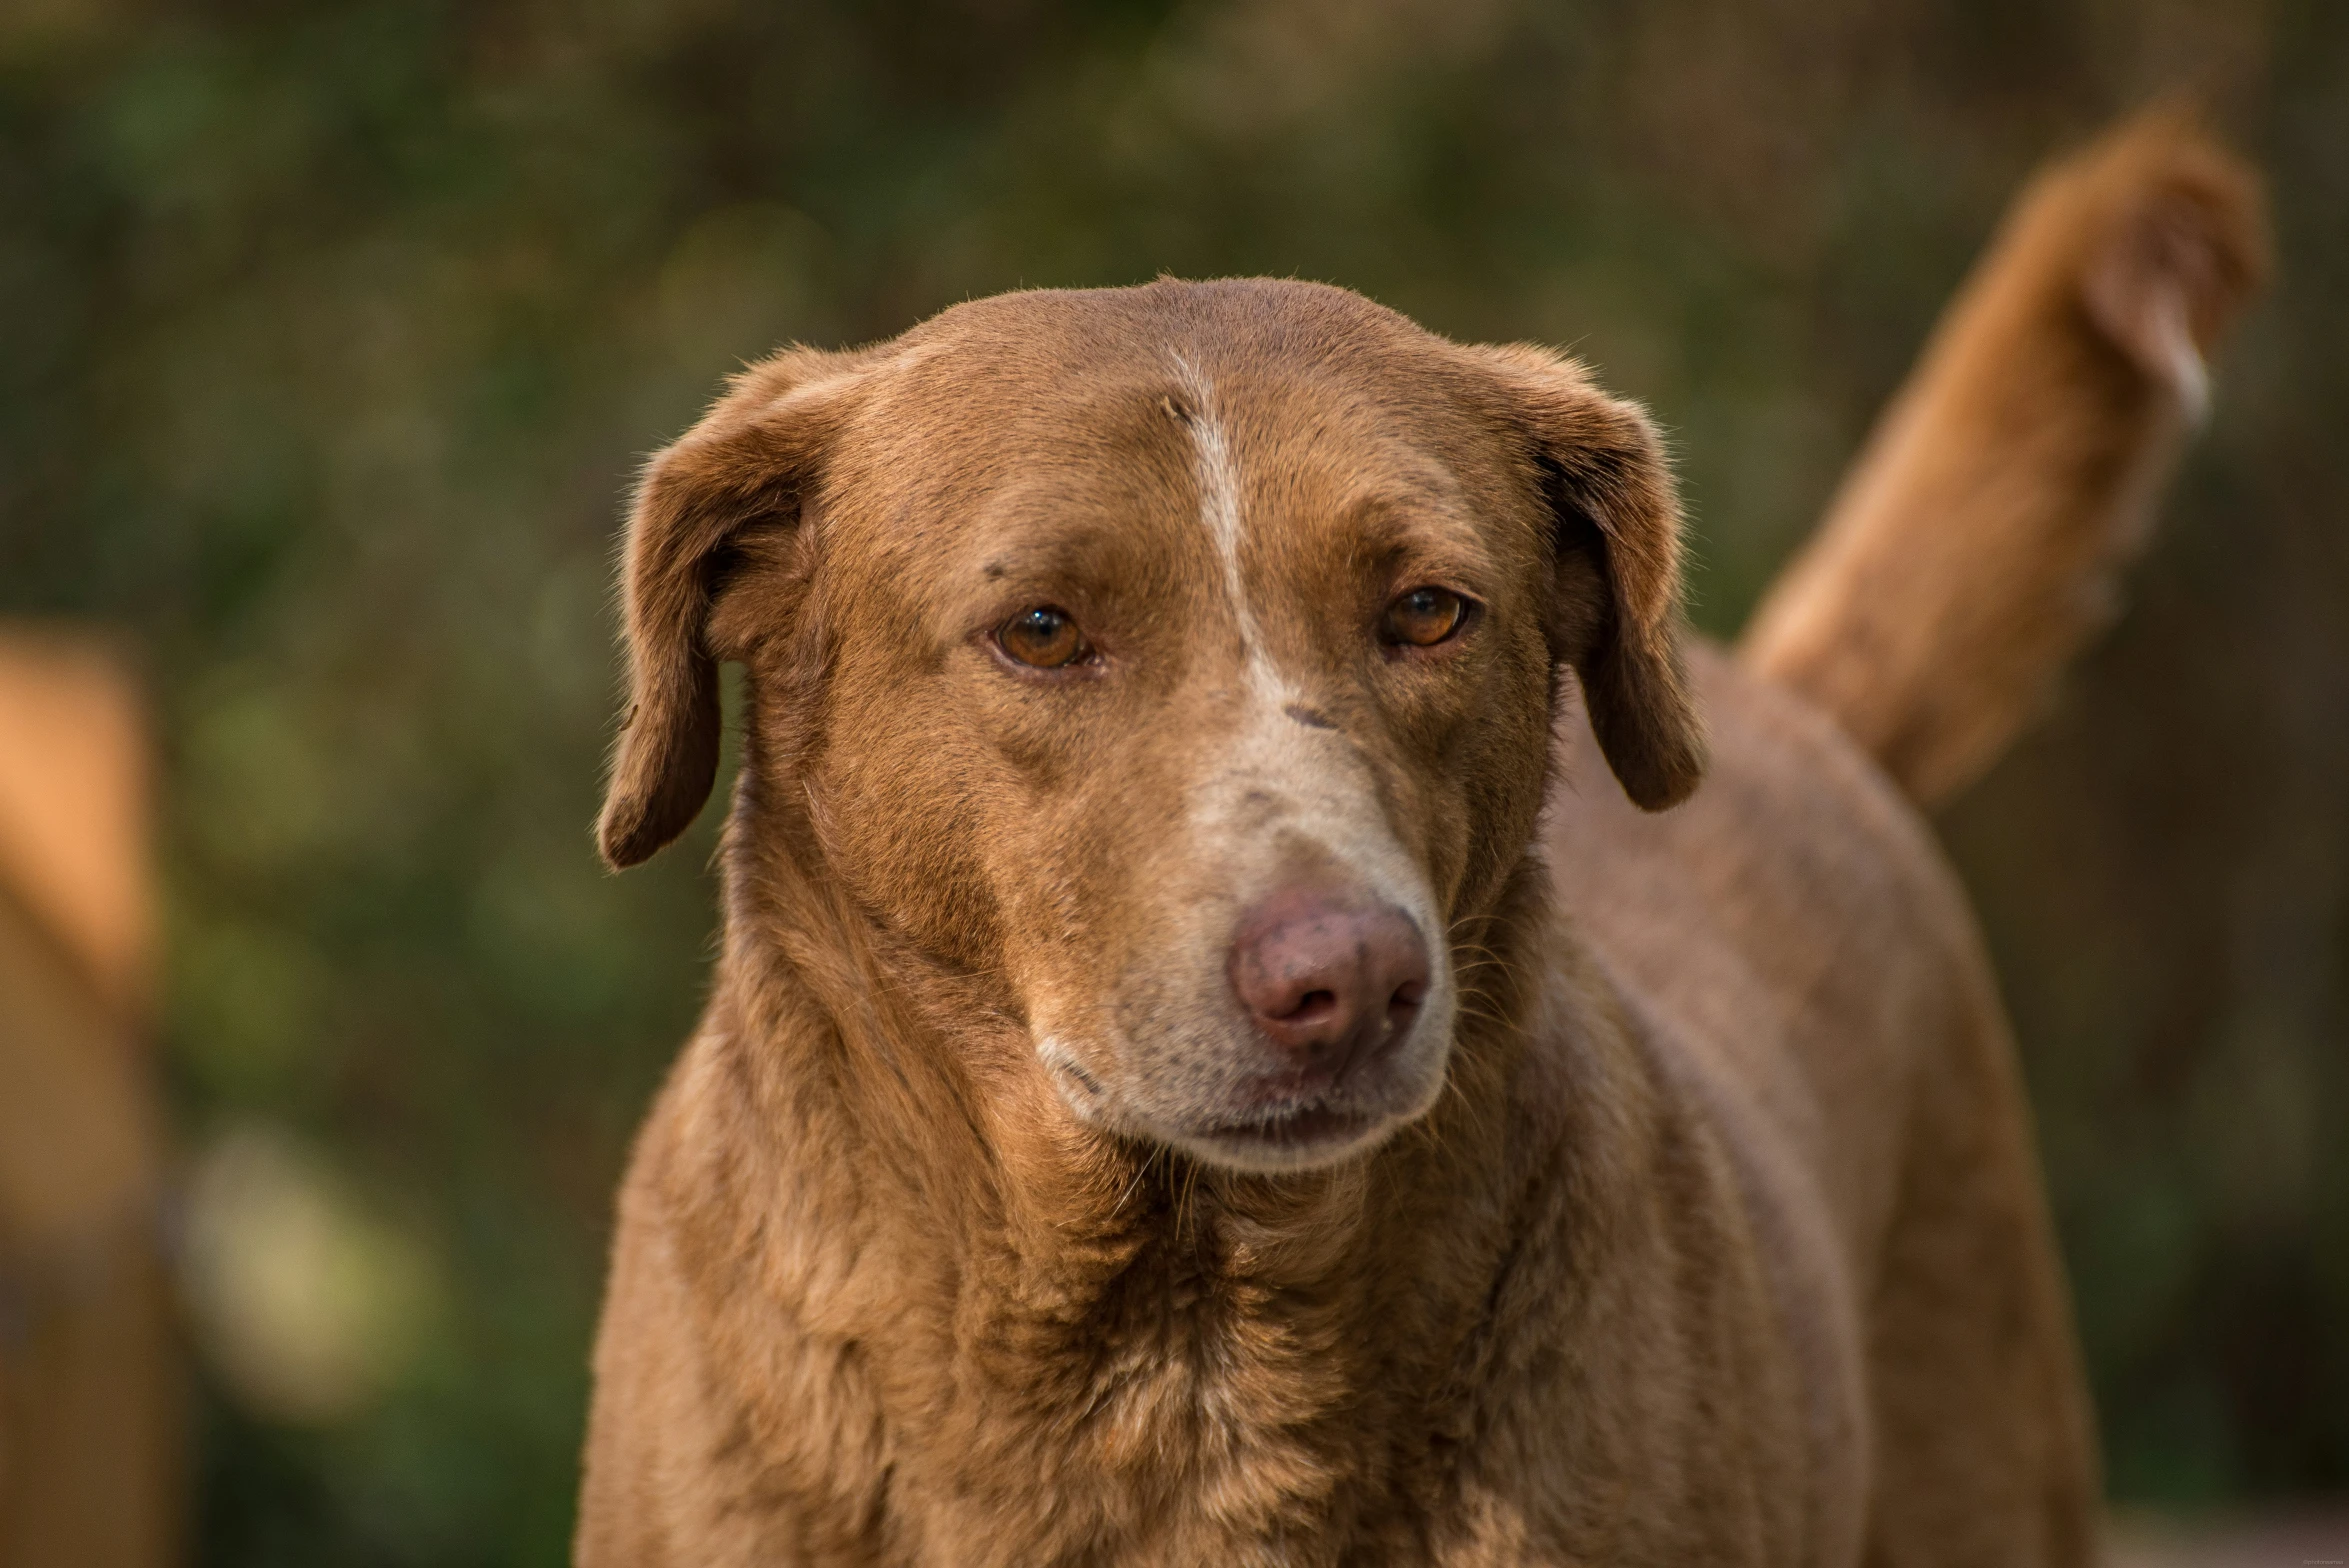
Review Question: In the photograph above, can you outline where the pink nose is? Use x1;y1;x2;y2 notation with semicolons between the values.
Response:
1228;888;1431;1085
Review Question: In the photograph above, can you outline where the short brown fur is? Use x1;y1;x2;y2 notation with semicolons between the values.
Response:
577;109;2263;1566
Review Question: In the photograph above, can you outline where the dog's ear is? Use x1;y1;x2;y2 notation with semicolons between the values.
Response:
598;349;868;869
1464;343;1706;811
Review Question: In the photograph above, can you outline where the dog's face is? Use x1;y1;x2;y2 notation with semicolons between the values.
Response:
598;281;1701;1173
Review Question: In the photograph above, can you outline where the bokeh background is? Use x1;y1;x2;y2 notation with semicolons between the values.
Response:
1;0;2342;1561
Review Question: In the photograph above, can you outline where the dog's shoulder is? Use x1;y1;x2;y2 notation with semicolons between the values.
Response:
1550;639;1985;994
1546;640;2006;1256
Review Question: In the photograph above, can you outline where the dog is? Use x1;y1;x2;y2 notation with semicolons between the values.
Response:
574;110;2264;1566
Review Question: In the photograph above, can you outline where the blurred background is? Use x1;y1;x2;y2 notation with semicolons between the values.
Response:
0;0;2341;1562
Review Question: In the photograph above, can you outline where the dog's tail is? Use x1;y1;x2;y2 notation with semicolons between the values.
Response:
1738;107;2269;806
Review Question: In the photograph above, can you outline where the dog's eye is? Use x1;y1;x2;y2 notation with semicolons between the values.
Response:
1383;587;1469;648
997;606;1089;669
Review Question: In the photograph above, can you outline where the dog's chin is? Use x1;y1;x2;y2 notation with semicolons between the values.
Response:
1104;1060;1450;1175
1037;1019;1457;1175
1160;1097;1410;1174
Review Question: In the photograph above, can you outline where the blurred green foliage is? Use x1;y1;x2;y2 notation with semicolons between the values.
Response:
1;0;2343;1560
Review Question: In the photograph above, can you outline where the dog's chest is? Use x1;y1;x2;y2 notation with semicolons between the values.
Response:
745;1243;1515;1566
679;1045;1816;1565
763;1293;1772;1568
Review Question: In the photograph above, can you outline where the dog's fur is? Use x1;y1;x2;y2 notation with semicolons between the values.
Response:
1742;109;2269;805
575;111;2264;1566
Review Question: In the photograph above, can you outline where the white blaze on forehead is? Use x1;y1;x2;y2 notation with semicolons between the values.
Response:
1169;352;1281;680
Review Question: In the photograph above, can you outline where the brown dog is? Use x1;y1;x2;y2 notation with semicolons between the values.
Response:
575;111;2264;1566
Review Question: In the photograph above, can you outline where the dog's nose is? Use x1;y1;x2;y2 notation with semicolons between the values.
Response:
1228;889;1430;1082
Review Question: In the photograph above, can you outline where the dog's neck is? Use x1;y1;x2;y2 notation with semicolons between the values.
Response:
683;766;1577;1544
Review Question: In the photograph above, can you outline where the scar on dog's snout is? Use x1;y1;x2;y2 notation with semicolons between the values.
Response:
1284;704;1337;730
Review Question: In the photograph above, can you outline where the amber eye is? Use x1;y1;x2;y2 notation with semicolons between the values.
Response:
997;606;1089;669
1382;587;1470;648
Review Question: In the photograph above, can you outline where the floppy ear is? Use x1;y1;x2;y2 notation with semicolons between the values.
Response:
597;349;866;869
1466;343;1706;811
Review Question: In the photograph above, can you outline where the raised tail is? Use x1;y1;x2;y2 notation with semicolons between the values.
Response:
1739;107;2269;806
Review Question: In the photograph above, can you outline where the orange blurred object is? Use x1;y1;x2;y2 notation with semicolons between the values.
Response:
0;627;178;1568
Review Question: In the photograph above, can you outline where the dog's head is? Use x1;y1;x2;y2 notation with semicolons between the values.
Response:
599;280;1700;1173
